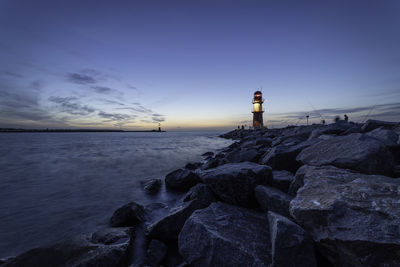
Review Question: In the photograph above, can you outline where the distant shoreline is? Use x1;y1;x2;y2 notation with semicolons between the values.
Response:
0;128;166;133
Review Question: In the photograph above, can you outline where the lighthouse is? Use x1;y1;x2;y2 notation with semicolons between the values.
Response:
252;91;264;128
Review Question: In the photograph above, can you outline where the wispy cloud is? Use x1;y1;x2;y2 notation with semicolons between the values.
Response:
49;96;95;115
91;86;114;94
67;73;96;84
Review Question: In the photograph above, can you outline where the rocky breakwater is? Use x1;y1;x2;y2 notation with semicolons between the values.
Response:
3;119;400;267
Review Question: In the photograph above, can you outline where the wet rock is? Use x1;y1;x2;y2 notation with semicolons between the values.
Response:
144;239;167;267
268;211;317;267
110;202;146;227
361;119;398;132
200;162;272;208
224;148;261;163
366;127;399;147
254;185;293;218
202;151;214;157
297;133;395;176
201;157;227;170
271;170;294;193
260;138;320;173
165;168;201;192
91;227;133;245
184;162;202;170
3;233;133;267
142;179;161;194
290;165;400;267
146;184;216;241
178;202;272;267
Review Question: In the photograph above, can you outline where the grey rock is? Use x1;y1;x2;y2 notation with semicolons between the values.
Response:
288;165;310;196
366;127;399;147
290;165;400;267
142;179;161;194
178;202;272;267
144;239;167;267
146;184;216;241
202;151;214;157
308;122;352;140
394;165;400;178
255;137;273;147
200;162;272;208
3;233;133;267
361;119;398;132
297;133;395;176
224;148;261;163
268;211;317;267
91;227;133;245
110;202;146;227
260;138;320;173
184;162;202;170
165;168;200;191
200;157;227;170
254;185;293;218
240;140;257;148
271;170;294;193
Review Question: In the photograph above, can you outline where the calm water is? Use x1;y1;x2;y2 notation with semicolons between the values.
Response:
0;131;231;258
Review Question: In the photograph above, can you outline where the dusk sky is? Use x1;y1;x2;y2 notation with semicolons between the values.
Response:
1;0;399;130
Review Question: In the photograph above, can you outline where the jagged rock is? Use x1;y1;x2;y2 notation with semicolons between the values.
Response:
366;127;399;147
288;165;310;196
254;185;293;218
255;137;273;147
142;179;161;194
144;239;167;267
202;151;214;157
268;211;317;267
240;140;257;148
3;232;133;267
361;119;398;132
178;202;272;267
110;202;146;227
260;139;320;173
341;125;362;135
91;227;133;245
184;162;202;170
146;184;216;241
297;133;395;176
224;148;261;163
200;162;272;208
308;122;352;140
290;165;400;267
165;168;201;191
271;170;294;192
201;157;227;170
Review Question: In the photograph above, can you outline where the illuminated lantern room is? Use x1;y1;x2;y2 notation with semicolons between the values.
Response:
252;91;264;128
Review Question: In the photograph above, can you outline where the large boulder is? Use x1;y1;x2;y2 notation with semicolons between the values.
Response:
297;133;395;176
260;139;320;173
268;212;317;267
144;239;167;267
199;162;272;208
224;148;261;163
366;127;399;147
361;119;398;132
178;202;272;267
110;202;146;227
308;122;352;140
271;170;294;193
4;228;134;267
254;185;293;218
290;165;400;267
165;168;201;191
142;178;161;194
146;184;216;241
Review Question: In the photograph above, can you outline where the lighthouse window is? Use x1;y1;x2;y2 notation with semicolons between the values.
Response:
253;103;261;112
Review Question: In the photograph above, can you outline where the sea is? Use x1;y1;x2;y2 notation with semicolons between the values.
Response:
0;131;232;258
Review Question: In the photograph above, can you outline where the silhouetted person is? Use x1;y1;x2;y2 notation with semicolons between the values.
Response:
241;125;244;130
334;116;340;123
344;114;348;122
321;120;326;125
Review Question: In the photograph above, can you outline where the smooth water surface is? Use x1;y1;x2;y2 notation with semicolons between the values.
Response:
0;131;231;258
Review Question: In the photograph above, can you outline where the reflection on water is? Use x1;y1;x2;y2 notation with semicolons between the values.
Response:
0;131;231;258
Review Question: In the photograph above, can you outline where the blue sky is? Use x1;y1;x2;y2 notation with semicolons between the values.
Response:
1;0;399;130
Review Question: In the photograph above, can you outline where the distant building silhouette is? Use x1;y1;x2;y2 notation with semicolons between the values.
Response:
252;91;264;128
